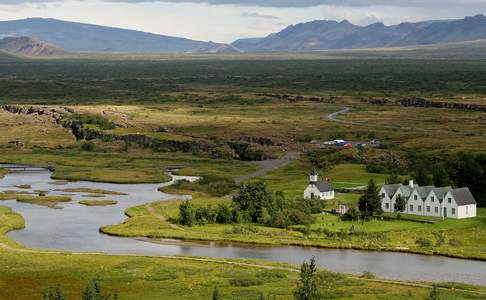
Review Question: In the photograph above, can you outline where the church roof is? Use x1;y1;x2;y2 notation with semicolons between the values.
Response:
312;181;334;192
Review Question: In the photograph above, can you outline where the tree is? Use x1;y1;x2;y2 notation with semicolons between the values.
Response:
394;195;406;213
216;203;233;224
212;286;221;300
358;180;382;219
432;166;450;187
294;257;320;300
82;278;118;300
43;284;65;300
414;166;431;186
385;174;401;184
232;180;276;223
179;201;196;226
427;286;440;300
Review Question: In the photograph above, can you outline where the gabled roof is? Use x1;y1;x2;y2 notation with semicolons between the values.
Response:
416;186;434;199
431;187;452;200
313;181;334;192
451;188;477;206
398;185;414;198
383;184;401;196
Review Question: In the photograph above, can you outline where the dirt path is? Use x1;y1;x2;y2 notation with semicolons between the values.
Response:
146;204;183;230
235;152;300;185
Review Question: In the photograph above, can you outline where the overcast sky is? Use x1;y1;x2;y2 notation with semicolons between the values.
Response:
0;0;485;42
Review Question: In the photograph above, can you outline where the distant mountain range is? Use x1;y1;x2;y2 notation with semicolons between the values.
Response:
0;18;213;53
1;15;486;54
232;15;486;51
0;36;65;57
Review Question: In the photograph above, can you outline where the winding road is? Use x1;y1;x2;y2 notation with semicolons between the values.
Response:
326;107;425;131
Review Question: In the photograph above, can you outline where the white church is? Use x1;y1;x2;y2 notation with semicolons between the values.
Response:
304;168;335;200
380;180;477;219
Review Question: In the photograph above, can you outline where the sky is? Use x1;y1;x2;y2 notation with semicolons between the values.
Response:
0;0;485;43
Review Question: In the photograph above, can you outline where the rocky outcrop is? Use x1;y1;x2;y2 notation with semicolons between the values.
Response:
255;93;335;103
399;97;486;112
2;105;73;124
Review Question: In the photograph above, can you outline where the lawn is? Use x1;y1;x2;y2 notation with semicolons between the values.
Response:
263;161;388;198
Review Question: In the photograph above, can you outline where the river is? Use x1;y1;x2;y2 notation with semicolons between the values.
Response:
1;165;486;285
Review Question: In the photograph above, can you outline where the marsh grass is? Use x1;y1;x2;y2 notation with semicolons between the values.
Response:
79;200;118;206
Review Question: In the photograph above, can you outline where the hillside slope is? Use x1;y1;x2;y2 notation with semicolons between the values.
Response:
0;18;212;53
0;36;65;57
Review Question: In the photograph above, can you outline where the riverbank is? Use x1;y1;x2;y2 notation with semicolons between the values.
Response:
0;205;485;299
101;193;486;261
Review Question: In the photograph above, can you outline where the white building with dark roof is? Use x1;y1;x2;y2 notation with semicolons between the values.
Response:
380;180;477;219
304;168;335;200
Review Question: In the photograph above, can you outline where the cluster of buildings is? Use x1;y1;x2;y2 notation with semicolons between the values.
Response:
304;169;477;219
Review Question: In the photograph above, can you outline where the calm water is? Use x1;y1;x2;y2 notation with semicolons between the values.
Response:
1;165;486;285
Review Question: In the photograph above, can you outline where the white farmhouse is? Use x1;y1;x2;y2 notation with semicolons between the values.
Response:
380;180;477;219
304;168;335;200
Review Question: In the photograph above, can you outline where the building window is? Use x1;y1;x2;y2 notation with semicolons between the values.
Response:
452;208;456;215
414;195;418;200
381;193;385;198
431;196;435;202
427;206;430;213
448;198;452;204
385;203;389;209
435;207;439;213
466;206;469;215
410;204;414;211
418;205;422;212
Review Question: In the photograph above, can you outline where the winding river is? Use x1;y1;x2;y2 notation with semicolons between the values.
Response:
1;165;486;286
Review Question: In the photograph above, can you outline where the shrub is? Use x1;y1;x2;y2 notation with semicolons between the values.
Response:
225;224;260;235
216;203;233;224
448;239;463;247
229;277;262;287
361;271;375;279
179;201;196;226
416;237;433;248
341;207;360;221
81;141;95;151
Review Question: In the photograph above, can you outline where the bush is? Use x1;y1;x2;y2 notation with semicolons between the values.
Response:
216;203;233;224
448;239;463;247
341;207;360;221
179;201;196;226
81;141;95;151
229;277;262;287
361;271;375;279
416;237;433;248
226;224;260;235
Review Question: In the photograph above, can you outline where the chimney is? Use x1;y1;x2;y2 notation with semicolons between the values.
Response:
409;180;414;188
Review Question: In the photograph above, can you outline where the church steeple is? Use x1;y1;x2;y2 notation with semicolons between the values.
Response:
310;166;318;183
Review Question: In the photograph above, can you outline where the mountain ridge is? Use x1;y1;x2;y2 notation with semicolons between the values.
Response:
0;36;66;56
232;14;486;52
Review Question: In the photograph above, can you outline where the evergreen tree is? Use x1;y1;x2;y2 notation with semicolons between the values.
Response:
414;167;431;186
432;166;450;187
427;286;440;300
358;180;382;219
294;257;320;300
82;278;117;300
43;284;65;300
212;286;221;300
385;174;401;184
394;195;406;213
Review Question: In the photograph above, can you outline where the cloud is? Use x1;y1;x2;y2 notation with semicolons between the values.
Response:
241;12;280;20
3;0;486;8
